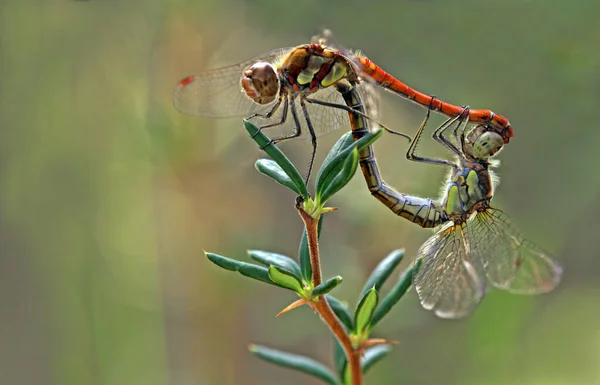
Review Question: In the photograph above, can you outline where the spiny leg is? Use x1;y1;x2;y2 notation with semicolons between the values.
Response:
300;96;317;185
433;106;470;154
305;96;411;142
249;96;288;140
406;108;457;169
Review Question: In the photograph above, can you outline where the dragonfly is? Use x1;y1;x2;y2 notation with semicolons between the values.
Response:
173;33;514;184
340;89;562;318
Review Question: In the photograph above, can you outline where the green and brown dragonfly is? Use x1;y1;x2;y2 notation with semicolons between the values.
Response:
337;85;562;318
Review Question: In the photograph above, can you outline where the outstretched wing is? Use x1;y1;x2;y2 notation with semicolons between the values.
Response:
173;48;292;118
468;208;563;294
413;222;487;319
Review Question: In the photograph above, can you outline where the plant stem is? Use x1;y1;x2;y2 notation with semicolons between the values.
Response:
297;207;363;385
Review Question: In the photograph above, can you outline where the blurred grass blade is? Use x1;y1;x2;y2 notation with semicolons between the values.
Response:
299;216;323;283
206;252;277;286
370;258;421;329
249;344;338;385
317;147;359;205
360;249;405;298
249;250;302;278
244;120;308;199
312;276;343;297
325;295;353;331
332;337;347;381
268;265;304;292
361;344;393;374
255;159;303;196
354;287;378;335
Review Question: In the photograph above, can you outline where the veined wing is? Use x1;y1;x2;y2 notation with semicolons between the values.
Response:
468;209;563;294
173;47;293;118
413;222;487;319
248;84;357;139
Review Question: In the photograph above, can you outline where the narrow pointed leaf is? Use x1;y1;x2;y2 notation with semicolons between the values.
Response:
205;252;244;272
370;258;421;329
354;287;378;335
315;129;383;202
206;252;278;286
255;159;302;195
360;249;405;298
325;295;353;331
312;276;343;297
317;147;359;205
268;265;304;292
299;216;323;283
249;250;302;278
237;263;275;285
361;344;393;374
332;337;347;380
244;120;308;199
249;344;338;385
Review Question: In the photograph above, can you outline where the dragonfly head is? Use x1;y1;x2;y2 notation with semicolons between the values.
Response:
241;62;279;104
468;128;504;159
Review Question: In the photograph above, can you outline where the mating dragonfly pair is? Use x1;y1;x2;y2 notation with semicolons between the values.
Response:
173;32;562;319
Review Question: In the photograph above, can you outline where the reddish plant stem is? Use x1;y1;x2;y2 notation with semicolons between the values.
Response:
297;208;363;385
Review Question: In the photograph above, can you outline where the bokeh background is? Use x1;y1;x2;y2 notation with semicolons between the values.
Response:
2;1;599;384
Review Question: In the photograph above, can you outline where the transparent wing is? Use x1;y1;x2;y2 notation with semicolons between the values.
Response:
249;85;353;140
468;209;563;294
413;222;486;319
173;47;293;118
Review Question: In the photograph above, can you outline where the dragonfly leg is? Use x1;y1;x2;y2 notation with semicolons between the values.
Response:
247;95;283;122
250;98;288;143
305;95;411;142
300;97;317;185
406;109;457;169
432;106;470;155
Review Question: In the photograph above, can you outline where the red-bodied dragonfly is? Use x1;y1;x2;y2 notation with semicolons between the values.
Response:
342;97;561;318
173;35;514;183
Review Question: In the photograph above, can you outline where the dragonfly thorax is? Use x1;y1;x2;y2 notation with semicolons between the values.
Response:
241;62;280;104
443;163;493;224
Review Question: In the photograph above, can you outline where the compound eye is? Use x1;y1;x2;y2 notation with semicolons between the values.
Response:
473;131;504;159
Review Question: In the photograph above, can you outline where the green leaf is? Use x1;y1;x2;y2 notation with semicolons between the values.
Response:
360;249;405;298
268;265;304;292
370;258;421;329
332;337;347;381
255;159;303;195
315;129;383;203
317;147;359;205
248;250;302;278
325;295;353;331
354;287;378;335
249;344;338;385
237;263;275;285
299;216;323;283
205;252;243;272
361;344;393;374
244;120;308;199
205;252;278;286
312;276;343;297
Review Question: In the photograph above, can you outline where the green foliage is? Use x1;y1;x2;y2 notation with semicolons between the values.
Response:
204;121;416;384
250;345;338;385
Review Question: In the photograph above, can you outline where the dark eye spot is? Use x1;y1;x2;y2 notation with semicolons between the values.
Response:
263;80;268;86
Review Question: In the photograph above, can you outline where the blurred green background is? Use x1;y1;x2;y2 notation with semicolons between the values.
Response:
1;1;599;384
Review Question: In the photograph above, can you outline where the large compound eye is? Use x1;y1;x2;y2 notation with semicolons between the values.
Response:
240;62;279;104
473;131;504;159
